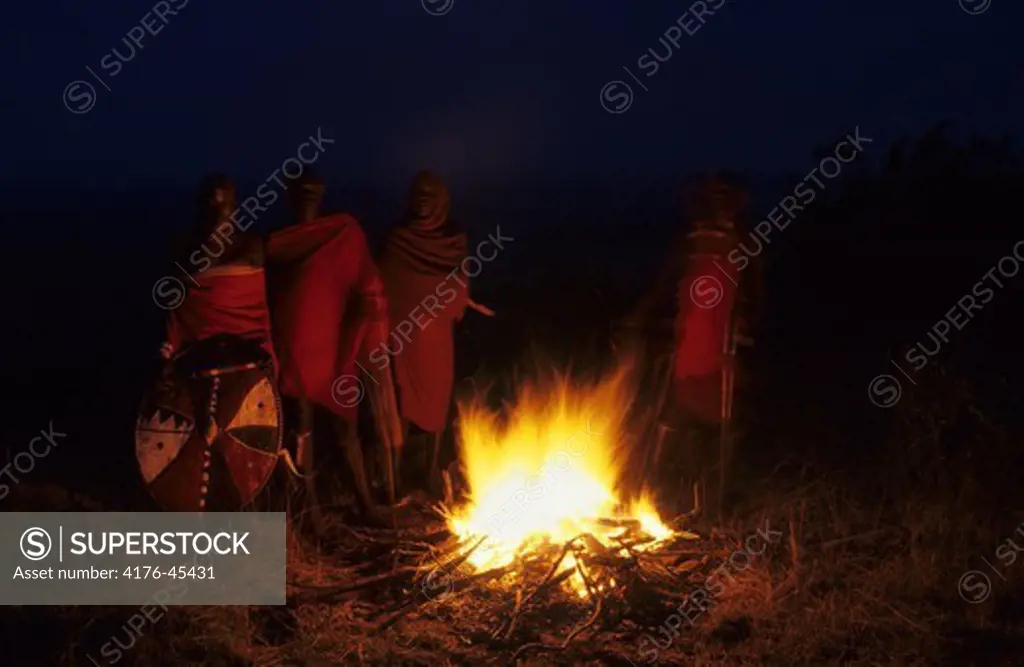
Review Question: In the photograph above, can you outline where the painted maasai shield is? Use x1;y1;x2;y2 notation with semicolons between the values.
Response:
135;336;282;511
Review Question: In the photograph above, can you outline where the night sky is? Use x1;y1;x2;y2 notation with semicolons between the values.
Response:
2;0;1021;193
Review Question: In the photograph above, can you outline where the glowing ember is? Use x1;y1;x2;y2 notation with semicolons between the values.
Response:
447;361;674;594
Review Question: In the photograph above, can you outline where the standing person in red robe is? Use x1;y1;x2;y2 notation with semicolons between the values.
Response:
377;170;469;497
148;174;279;512
632;173;762;522
266;169;396;527
161;173;274;365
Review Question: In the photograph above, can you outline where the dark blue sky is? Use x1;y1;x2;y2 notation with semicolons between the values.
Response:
3;0;1020;192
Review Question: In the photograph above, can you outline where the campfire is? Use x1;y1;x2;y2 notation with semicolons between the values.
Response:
289;359;767;664
445;361;676;596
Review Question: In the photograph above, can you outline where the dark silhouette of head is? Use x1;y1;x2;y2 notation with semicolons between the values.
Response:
405;170;451;231
286;168;325;224
194;173;236;236
683;171;747;232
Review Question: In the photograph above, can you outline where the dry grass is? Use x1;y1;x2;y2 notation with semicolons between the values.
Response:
5;363;1023;666
2;480;997;667
5;478;1022;666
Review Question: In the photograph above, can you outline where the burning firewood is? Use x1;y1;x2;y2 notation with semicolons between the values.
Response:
282;361;772;663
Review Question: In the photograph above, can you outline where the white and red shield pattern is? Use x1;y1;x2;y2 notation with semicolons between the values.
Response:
135;352;282;511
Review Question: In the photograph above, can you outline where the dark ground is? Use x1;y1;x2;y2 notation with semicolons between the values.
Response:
1;127;1023;665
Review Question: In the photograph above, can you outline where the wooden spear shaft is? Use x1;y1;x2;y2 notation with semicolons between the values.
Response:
467;298;495;316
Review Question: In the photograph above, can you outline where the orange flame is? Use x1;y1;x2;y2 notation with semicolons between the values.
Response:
447;360;673;594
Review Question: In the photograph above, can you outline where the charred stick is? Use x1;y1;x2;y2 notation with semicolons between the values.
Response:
817;528;893;550
521;536;582;608
334;522;451;546
670;553;708;570
595;517;642;529
374;564;512;631
497;537;585;640
612;535;643;567
287;565;421;603
580;533;614;561
574;557;600;600
537;567;576;594
509;597;604;663
496;586;524;641
413;534;487;587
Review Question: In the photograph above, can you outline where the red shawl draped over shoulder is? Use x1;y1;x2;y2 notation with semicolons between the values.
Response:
672;237;740;424
378;171;468;433
266;214;388;420
165;236;276;366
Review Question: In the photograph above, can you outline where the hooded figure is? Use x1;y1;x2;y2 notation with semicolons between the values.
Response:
378;170;469;493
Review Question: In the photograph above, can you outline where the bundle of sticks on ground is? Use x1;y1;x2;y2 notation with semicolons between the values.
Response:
285;502;766;664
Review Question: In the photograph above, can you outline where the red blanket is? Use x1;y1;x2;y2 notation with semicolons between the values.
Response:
166;263;276;366
673;255;739;423
378;259;468;433
266;215;388;419
377;215;468;433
